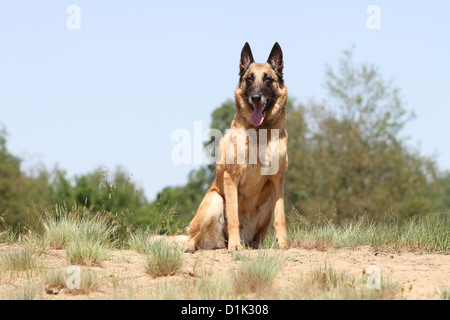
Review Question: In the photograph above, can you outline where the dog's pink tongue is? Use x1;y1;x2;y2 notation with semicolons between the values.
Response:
250;104;265;126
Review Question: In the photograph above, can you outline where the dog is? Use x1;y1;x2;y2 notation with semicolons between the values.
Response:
184;42;288;252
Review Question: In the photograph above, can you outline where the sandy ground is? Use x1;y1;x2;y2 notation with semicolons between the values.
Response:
0;244;448;300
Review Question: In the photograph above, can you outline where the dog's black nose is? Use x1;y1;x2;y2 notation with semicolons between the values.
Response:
251;94;262;103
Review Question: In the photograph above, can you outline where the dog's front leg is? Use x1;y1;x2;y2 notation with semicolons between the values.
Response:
224;171;242;251
270;172;288;249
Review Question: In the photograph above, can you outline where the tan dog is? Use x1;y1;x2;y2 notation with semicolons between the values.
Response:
184;42;288;251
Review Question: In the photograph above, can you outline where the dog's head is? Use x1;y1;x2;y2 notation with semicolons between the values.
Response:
235;42;287;127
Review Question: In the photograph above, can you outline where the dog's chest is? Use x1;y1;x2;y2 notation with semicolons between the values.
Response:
218;128;287;207
236;134;282;197
239;163;268;189
221;128;286;172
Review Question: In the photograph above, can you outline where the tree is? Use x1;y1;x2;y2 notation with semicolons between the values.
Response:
0;126;34;227
437;173;450;210
284;49;441;220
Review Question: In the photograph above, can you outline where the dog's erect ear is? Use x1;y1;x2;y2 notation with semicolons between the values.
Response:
267;42;284;80
239;42;254;77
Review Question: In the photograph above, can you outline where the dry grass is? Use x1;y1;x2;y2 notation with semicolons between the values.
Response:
66;239;111;266
8;281;42;300
288;213;449;252
40;204;116;250
232;251;286;296
439;287;450;300
1;245;39;273
145;239;183;277
282;265;399;300
0;210;448;300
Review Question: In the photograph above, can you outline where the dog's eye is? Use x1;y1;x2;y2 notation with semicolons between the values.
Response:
245;77;253;85
264;77;273;86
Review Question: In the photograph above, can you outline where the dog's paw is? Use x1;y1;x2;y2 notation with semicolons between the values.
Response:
183;243;196;253
228;243;244;251
277;240;289;250
248;241;260;249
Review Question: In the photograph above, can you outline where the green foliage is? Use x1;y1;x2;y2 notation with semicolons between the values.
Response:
48;166;148;216
207;99;237;177
154;169;210;225
131;199;182;235
285;49;442;220
0;129;155;233
437;172;450;210
0;126;50;228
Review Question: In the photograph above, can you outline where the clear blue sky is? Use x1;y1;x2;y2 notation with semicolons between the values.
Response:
1;1;449;200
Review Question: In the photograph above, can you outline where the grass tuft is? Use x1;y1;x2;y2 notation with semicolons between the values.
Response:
145;239;183;277
66;239;111;266
1;245;39;272
127;227;159;254
439;286;450;300
286;266;399;300
40;204;116;250
8;281;41;300
68;269;100;295
232;250;286;295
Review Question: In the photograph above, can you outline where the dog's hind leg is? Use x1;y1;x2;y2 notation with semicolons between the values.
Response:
184;190;226;252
